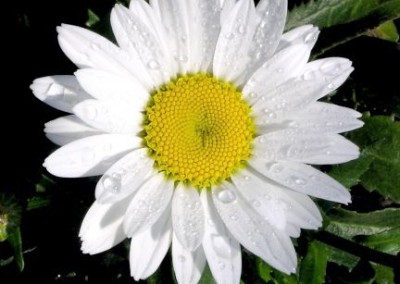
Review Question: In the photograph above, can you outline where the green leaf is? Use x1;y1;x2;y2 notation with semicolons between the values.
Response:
353;116;400;202
368;20;400;42
359;227;400;255
325;245;360;270
7;227;24;271
26;196;51;211
86;9;100;28
286;0;400;31
329;154;374;188
198;264;215;284
372;263;395;284
35;174;56;193
299;241;327;284
255;258;298;284
329;116;400;202
0;214;8;242
256;257;273;282
326;208;400;238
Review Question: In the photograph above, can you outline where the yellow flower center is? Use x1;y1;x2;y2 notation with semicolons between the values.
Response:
144;73;255;188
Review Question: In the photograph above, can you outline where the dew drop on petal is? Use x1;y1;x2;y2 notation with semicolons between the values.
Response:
249;92;258;99
225;33;234;39
252;200;261;208
178;255;186;263
147;60;160;70
217;188;237;204
211;234;232;259
102;174;122;194
304;32;316;44
237;25;246;34
294;177;306;185
218;261;226;270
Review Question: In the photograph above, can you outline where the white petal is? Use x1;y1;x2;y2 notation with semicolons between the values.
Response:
172;184;204;251
95;149;154;204
200;189;241;284
123;174;174;237
31;75;91;113
45;115;102;146
276;102;364;134
251;79;325;121
220;0;237;24
185;0;221;72
253;130;360;165
57;24;149;87
277;25;320;52
111;5;172;86
212;182;296;274
285;223;301;238
249;159;351;204
172;234;206;284
300;57;354;92
73;99;142;135
243;44;310;105
79;199;129;255
75;68;149;111
231;168;322;230
152;0;191;74
243;0;287;79
44;134;141;177
213;0;257;83
129;206;172;281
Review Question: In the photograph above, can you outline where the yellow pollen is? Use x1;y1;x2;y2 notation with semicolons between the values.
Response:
144;73;255;188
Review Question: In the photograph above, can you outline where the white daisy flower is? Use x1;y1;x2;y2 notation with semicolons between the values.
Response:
31;0;363;282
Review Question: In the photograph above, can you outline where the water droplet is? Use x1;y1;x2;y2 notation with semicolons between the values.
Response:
304;32;316;44
244;175;250;181
259;136;266;143
174;54;188;63
90;43;99;50
218;261;226;270
327;83;335;90
217;188;237;203
211;234;232;258
294;178;306;185
147;60;160;70
302;70;316;81
249;92;258;98
287;146;300;158
178;255;186;263
230;214;238;221
225;33;234;39
252;200;261;207
237;25;246;34
270;163;283;173
102;174;122;194
264;194;271;200
326;150;331;155
321;61;342;76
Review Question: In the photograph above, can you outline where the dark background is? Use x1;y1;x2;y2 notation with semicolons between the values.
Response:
3;0;400;283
